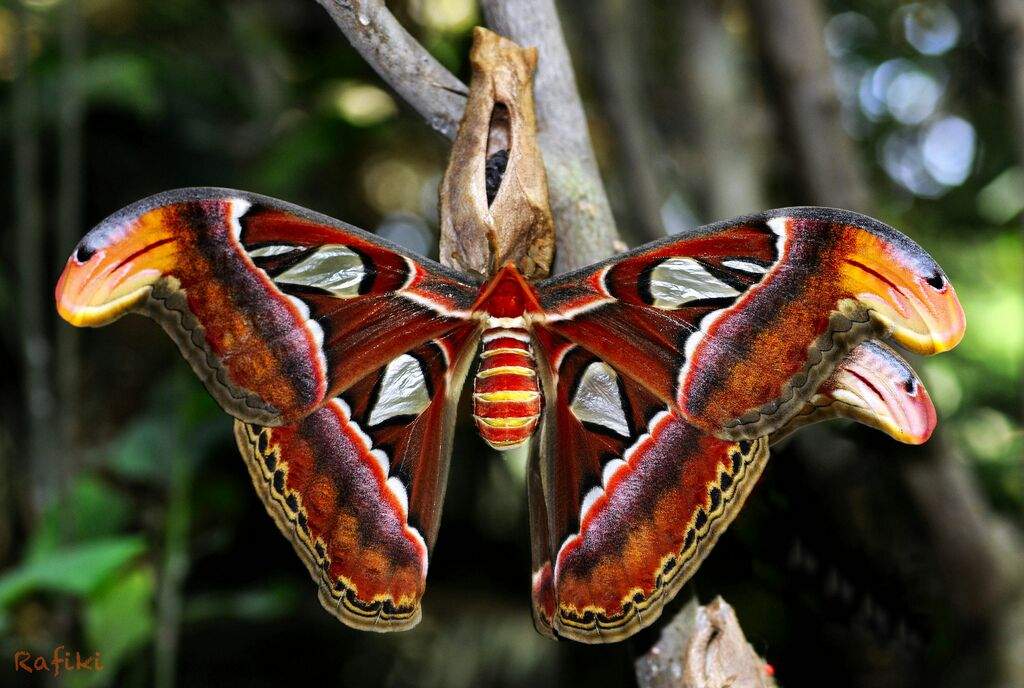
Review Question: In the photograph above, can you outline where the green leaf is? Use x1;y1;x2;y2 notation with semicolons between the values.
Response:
82;53;163;119
105;417;175;484
67;566;156;688
0;537;146;607
26;477;134;561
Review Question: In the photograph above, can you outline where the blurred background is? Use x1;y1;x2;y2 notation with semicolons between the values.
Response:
0;0;1021;686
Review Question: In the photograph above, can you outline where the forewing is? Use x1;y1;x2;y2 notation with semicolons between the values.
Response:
234;325;478;631
56;188;481;426
530;329;769;643
533;207;964;440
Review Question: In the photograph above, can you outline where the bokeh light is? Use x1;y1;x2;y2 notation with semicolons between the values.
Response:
886;69;942;125
901;2;960;56
326;80;397;127
408;0;477;33
921;115;976;186
375;213;434;256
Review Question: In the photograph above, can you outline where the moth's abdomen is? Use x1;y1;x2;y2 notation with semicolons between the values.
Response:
473;320;541;450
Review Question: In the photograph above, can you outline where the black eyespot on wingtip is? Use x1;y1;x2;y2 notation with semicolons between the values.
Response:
925;271;945;290
74;244;96;263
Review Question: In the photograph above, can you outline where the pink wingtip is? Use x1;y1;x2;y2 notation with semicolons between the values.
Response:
828;341;937;445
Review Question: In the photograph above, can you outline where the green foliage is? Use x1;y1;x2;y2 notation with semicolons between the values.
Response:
81;53;163;119
74;566;156;688
22;476;133;561
0;537;146;607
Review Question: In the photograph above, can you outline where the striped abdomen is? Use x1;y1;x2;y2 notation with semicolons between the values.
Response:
473;318;542;450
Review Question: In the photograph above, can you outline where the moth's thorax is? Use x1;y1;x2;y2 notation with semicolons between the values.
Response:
471;264;543;450
473;262;542;318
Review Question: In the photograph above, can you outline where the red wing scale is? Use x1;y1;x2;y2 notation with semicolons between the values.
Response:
235;325;479;630
532;207;964;441
529;329;769;642
55;188;481;426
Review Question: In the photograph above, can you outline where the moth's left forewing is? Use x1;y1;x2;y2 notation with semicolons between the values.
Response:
235;324;480;632
530;329;769;643
533;208;964;441
56;188;481;427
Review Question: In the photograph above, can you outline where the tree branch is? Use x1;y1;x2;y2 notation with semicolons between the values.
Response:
314;0;467;139
315;2;767;682
313;0;622;272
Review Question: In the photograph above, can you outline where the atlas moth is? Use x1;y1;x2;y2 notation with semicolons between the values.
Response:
54;28;964;643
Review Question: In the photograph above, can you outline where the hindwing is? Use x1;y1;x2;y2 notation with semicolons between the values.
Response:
235;325;479;630
529;329;770;642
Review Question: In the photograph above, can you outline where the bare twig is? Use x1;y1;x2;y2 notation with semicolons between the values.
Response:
314;0;621;272
314;0;467;139
316;2;766;681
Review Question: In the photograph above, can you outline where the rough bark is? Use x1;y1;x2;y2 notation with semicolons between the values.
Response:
314;0;467;139
314;0;620;273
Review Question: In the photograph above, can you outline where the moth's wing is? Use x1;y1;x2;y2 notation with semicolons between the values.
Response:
235;325;479;631
56;188;481;426
527;430;557;639
529;329;769;643
770;340;936;445
533;207;964;440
